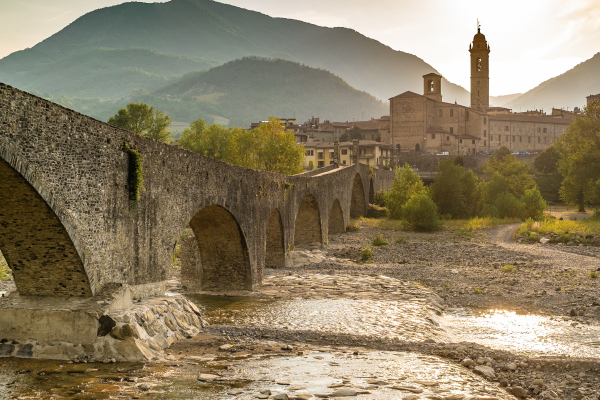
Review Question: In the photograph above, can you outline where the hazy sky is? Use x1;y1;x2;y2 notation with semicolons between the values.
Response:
1;0;599;96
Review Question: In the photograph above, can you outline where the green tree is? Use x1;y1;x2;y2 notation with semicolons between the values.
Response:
430;158;481;219
534;146;560;175
252;117;305;175
108;103;172;142
520;187;546;220
339;131;349;142
349;125;363;140
484;151;535;197
494;146;512;162
401;194;441;231
385;164;426;219
556;100;600;212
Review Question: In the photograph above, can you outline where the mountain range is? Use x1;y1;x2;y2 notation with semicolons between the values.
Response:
0;0;469;104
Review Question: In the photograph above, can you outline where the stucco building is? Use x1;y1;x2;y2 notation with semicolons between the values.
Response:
387;27;578;156
302;140;392;169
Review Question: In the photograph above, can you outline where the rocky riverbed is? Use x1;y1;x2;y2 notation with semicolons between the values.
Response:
1;220;600;399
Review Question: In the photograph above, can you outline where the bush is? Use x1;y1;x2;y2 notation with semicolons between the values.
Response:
496;192;520;218
366;204;387;218
590;271;599;279
520;187;546;220
401;194;441;232
473;288;484;294
373;190;387;207
371;234;388;246
361;246;373;261
385;164;426;220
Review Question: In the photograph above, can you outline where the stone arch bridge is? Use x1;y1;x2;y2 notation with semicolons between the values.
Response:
0;84;394;299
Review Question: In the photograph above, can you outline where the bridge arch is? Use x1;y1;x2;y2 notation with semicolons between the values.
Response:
188;205;252;291
328;199;345;235
0;156;93;296
265;208;285;268
350;173;366;218
294;194;322;246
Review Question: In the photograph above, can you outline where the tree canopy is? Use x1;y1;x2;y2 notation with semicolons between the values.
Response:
534;146;560;175
108;102;172;142
349;125;363;140
556;100;600;211
179;116;304;175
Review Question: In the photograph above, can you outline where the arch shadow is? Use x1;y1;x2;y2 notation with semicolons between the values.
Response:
294;194;322;246
188;205;252;291
0;156;93;297
369;178;375;204
350;173;366;218
328;199;345;235
265;208;285;268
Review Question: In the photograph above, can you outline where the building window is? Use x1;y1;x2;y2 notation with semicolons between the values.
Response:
450;127;454;134
439;109;443;117
305;150;314;156
538;137;541;143
505;126;509;131
450;109;454;117
513;126;516;132
543;128;547;133
431;134;436;139
544;137;547;143
519;136;522;142
537;127;541;133
342;160;346;165
484;130;487;137
318;152;324;159
484;117;487;124
490;135;493;141
484;140;487;146
528;136;531;143
447;136;450;141
459;139;463;144
506;135;509;142
341;149;348;155
513;136;516;142
330;161;334;165
317;161;324;168
472;140;475;144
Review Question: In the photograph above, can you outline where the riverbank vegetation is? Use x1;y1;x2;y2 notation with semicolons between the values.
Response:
0;251;12;281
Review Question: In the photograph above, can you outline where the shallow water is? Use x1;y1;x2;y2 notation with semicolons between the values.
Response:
187;295;448;343
443;308;600;358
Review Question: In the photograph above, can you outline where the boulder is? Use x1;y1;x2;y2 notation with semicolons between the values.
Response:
474;365;496;379
114;337;153;362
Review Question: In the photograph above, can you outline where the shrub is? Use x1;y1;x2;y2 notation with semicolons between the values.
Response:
385;164;426;220
521;187;546;220
361;246;373;261
366;204;387;218
473;288;484;294
496;192;520;218
590;271;599;279
371;234;388;246
401;194;441;232
373;190;387;207
395;236;408;243
500;264;516;272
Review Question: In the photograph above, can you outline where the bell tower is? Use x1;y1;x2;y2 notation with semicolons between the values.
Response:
469;23;490;111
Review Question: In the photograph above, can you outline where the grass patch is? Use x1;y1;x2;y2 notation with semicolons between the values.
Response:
414;281;431;287
516;217;600;244
371;234;388;246
361;246;373;261
445;217;521;230
425;237;435;243
442;281;453;288
500;264;516;273
395;236;408;244
346;222;361;231
590;271;599;279
473;288;484;294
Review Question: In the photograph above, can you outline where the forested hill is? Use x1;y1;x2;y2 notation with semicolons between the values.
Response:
0;0;469;103
49;57;389;128
504;53;600;112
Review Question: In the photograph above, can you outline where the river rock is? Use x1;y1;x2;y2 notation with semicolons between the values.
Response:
533;379;544;387
114;337;153;362
511;386;528;398
198;373;220;382
474;365;496;379
506;362;517;371
272;394;289;400
164;314;178;331
330;389;357;397
461;358;477;367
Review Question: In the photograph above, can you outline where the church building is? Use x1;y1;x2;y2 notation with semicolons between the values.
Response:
386;27;577;156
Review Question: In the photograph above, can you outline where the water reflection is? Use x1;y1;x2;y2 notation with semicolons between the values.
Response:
187;295;448;343
443;308;600;357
